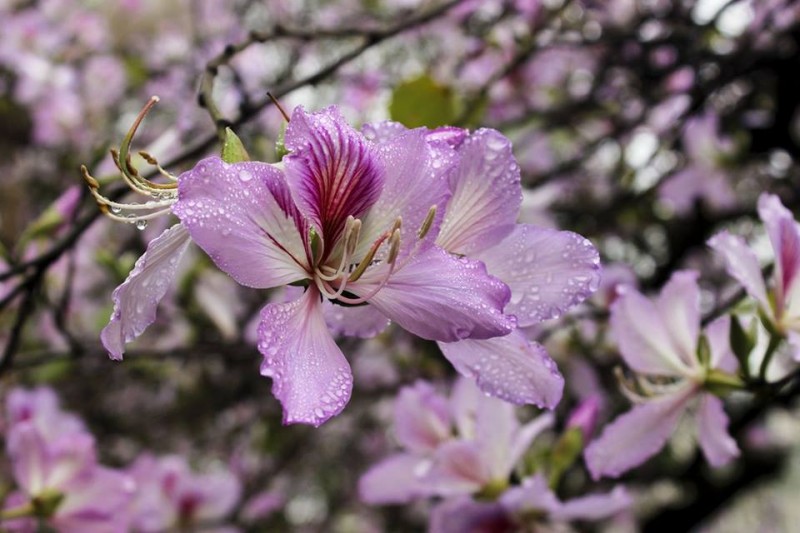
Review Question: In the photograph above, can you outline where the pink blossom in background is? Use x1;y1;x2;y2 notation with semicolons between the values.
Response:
585;271;740;478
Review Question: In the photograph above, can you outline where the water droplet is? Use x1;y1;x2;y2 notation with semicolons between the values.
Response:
238;170;253;182
110;206;122;214
135;220;148;231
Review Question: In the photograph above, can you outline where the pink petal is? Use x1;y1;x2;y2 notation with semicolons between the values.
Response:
610;286;692;376
707;230;769;311
696;394;739;467
284;106;383;245
584;385;695;479
655;270;702;370
424;440;488;496
393;381;452;454
499;475;560;516
354;245;515;342
101;223;191;360
705;315;738;372
758;193;800;313
429;497;514;533
174;157;309;289
257;287;353;427
7;424;48;495
437;330;564;408
354;127;454;261
358;453;430;505
477;225;601;327
321;300;390;339
552;486;631;521
436;129;522;256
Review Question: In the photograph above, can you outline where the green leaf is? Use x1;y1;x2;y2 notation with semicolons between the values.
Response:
729;314;756;374
275;122;289;160
221;127;250;163
389;75;459;128
547;427;584;489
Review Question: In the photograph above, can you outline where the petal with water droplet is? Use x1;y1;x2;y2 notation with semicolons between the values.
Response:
351;245;515;342
436;129;522;256
174;156;309;289
438;330;564;409
477;224;601;328
101;223;191;360
257;287;353;427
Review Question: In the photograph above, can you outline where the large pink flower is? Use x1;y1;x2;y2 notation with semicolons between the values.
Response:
171;106;515;426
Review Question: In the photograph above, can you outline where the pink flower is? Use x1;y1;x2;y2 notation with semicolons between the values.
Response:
709;193;800;354
359;378;552;505
584;271;740;479
127;454;241;532
3;388;134;533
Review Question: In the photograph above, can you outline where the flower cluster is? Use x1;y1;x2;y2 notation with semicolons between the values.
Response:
1;387;241;532
359;379;631;532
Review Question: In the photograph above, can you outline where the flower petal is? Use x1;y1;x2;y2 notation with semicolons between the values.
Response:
437;330;564;408
174;157;308;289
696;394;739;467
499;475;561;516
758;193;800;313
358;453;430;505
477;225;601;327
707;230;769;311
355;127;455;261
393;381;452;454
424;440;488;495
436;129;522;256
610;285;692;376
584;385;695;479
257;287;353;427
353;245;515;342
284;106;383;245
101;223;191;360
655;270;701;370
321;300;390;339
551;486;632;521
429;497;514;533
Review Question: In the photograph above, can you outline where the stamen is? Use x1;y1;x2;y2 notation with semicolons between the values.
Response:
315;216;357;282
139;151;179;182
417;205;437;240
268;92;291;122
386;228;401;265
348;232;389;283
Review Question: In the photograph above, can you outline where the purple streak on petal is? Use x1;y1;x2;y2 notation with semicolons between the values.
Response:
424;440;488;496
758;193;800;313
429;497;515;533
321;300;390;339
174;156;309;289
655;270;701;370
610;285;692;376
358;453;430;505
478;225;601;327
353;245;514;342
437;330;564;408
257;287;353;427
284;106;384;246
696;394;739;467
101;223;191;360
584;385;695;479
436;129;522;256
551;486;632;521
355;127;454;261
394;381;452;454
708;230;769;311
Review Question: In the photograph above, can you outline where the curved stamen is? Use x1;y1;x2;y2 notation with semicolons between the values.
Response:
315;217;358;282
139;151;179;182
335;229;401;305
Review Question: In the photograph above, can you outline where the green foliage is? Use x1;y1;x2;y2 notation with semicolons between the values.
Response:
221;127;250;163
389;75;459;128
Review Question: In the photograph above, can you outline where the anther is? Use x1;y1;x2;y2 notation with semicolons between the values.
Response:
80;165;100;189
387;229;401;265
417;205;437;240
